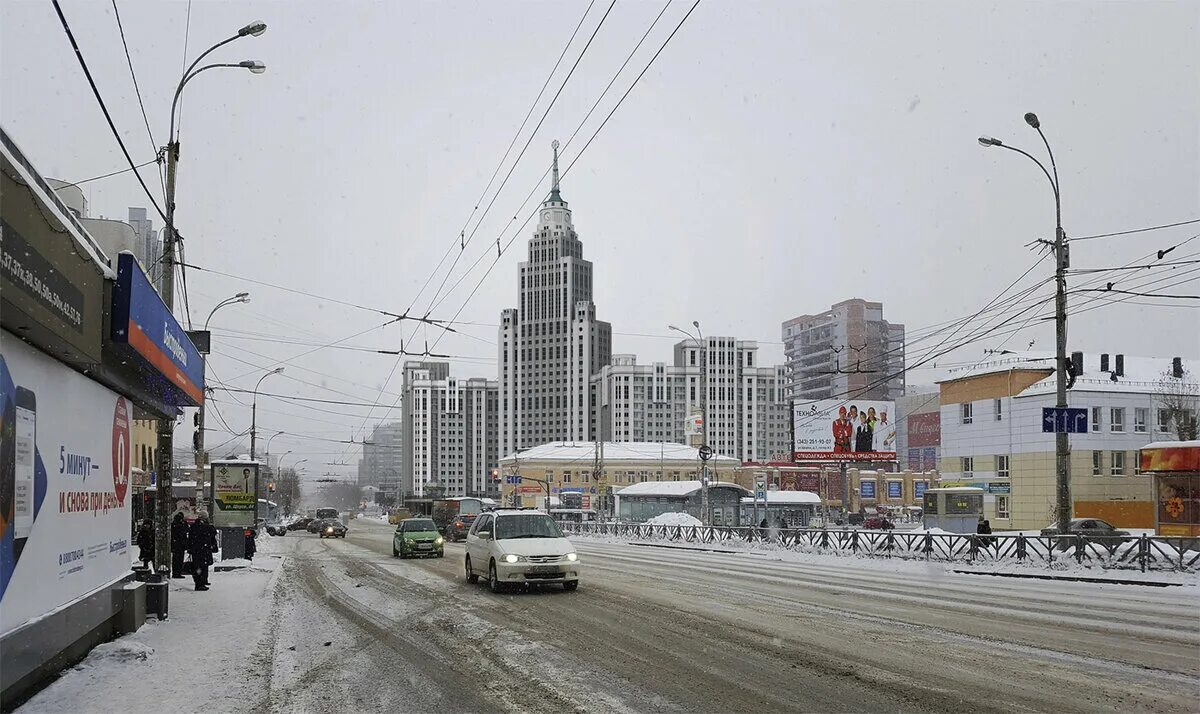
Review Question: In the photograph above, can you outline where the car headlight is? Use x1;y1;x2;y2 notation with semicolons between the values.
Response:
503;553;520;564
564;552;578;562
435;536;444;545
325;527;333;533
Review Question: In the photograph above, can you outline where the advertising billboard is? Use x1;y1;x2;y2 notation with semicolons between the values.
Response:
793;400;897;462
211;461;258;528
887;480;903;499
906;412;941;448
859;479;877;499
1;334;131;636
111;253;204;407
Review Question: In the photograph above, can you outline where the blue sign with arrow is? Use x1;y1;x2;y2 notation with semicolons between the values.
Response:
1042;407;1088;433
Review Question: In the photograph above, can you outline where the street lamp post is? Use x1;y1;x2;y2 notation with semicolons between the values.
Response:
670;321;709;526
250;368;284;461
193;292;250;471
154;20;266;574
979;112;1071;534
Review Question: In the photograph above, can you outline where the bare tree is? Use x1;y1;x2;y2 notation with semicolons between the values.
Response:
1156;367;1199;441
275;468;302;516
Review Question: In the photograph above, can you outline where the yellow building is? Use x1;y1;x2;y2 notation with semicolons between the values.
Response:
498;442;740;512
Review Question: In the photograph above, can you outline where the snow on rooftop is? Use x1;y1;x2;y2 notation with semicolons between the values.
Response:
740;490;821;505
939;352;1198;396
616;480;749;498
500;441;738;464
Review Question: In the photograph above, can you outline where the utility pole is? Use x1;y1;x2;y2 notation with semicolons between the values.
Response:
153;141;180;575
979;112;1071;533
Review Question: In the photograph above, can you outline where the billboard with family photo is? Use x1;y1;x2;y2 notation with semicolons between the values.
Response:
793;400;897;462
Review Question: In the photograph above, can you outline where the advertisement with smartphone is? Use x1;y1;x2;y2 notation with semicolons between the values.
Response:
1;334;131;636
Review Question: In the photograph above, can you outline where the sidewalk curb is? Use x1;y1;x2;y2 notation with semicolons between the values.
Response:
951;569;1183;587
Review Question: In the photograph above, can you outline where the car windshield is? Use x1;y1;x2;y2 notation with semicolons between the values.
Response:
403;520;437;532
495;514;563;540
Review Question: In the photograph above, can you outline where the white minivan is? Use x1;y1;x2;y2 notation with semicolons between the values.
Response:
464;509;581;593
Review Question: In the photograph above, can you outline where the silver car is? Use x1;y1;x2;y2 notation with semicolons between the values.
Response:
464;509;581;593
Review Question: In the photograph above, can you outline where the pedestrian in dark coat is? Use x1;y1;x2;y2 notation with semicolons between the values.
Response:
170;512;190;578
135;520;155;568
244;527;257;561
187;515;219;591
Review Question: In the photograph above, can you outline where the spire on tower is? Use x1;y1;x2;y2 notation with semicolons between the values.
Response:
549;139;562;202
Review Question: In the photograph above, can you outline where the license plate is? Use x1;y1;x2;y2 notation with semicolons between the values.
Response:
529;565;559;573
417;543;432;550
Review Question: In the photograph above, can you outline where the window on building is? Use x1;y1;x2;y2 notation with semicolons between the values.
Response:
996;454;1010;478
1134;407;1148;433
1157;408;1171;433
1091;406;1102;432
1092;451;1102;476
995;495;1010;519
961;457;974;475
1111;451;1126;476
994;399;1003;421
961;403;973;425
1110;408;1125;433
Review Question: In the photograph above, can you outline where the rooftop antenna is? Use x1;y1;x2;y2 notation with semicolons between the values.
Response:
550;139;561;202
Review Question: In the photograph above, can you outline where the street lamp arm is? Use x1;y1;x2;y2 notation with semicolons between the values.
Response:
1033;125;1061;215
995;143;1059;205
171;62;244;144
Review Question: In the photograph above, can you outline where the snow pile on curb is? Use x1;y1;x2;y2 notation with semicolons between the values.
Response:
645;512;702;527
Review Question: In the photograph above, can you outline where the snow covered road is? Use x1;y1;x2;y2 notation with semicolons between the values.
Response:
21;518;1199;713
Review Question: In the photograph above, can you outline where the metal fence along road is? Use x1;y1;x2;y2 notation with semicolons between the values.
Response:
560;522;1200;573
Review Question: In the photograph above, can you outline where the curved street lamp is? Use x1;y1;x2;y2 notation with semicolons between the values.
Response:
669;321;709;525
979;112;1070;535
250;367;284;460
204;292;251;331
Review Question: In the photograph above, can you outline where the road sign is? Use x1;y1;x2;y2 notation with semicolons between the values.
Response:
698;444;713;462
1042;407;1088;433
755;480;767;501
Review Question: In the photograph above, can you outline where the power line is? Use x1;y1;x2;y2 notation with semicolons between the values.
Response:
1075;287;1199;300
51;0;166;223
1070;218;1200;242
61;158;159;188
211;386;405;410
110;0;164;197
407;0;598;317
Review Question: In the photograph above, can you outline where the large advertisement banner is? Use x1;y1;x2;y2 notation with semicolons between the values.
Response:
907;412;941;448
1;334;131;636
211;462;258;528
794;400;897;462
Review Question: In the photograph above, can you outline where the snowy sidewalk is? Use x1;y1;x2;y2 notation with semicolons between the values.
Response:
18;538;286;714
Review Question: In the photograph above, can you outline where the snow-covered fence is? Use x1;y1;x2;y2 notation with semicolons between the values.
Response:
562;523;1200;572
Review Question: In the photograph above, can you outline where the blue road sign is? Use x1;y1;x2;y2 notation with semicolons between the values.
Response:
1042;407;1089;433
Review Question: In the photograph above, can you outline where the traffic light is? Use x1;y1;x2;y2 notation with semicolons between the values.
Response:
268;482;276;493
491;469;500;482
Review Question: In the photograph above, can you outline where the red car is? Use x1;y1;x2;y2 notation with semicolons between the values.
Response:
863;516;895;530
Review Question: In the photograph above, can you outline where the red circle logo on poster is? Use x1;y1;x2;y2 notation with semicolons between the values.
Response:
1166;496;1184;519
112;397;131;504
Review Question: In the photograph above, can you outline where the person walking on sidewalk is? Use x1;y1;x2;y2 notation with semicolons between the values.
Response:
170;512;190;578
187;514;219;591
135;519;155;569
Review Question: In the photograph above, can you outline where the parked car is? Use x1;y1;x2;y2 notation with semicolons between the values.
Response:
393;518;444;558
287;517;314;532
863;516;894;530
318;519;347;538
265;521;287;536
1039;518;1130;538
464;509;580;593
444;513;477;542
306;519;323;534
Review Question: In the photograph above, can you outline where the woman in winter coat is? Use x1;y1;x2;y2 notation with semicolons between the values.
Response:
186;515;219;591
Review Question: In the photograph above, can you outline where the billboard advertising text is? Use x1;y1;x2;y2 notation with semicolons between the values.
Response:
211;462;258;528
906;412;941;448
794;400;897;462
1;334;131;635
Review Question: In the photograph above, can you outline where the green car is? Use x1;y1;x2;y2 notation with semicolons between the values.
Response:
393;518;444;558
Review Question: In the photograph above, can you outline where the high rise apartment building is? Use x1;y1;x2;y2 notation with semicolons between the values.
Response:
590;339;790;462
782;298;905;402
357;421;403;489
499;144;611;456
402;362;499;498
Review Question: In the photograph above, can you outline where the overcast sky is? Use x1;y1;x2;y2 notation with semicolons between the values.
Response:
3;0;1197;478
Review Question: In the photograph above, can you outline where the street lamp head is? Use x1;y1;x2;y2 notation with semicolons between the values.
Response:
238;21;268;37
235;292;250;300
668;324;681;332
692;320;700;329
1023;112;1041;129
978;136;1003;148
240;60;267;74
271;367;284;375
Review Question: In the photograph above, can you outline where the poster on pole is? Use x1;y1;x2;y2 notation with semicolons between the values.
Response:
793;400;897;462
211;461;258;528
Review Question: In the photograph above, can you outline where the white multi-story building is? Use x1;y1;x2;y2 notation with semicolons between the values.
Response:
403;362;499;498
499;143;611;457
937;352;1197;530
589;339;791;463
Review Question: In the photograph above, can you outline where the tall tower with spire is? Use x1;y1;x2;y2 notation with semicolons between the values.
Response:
499;142;612;455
